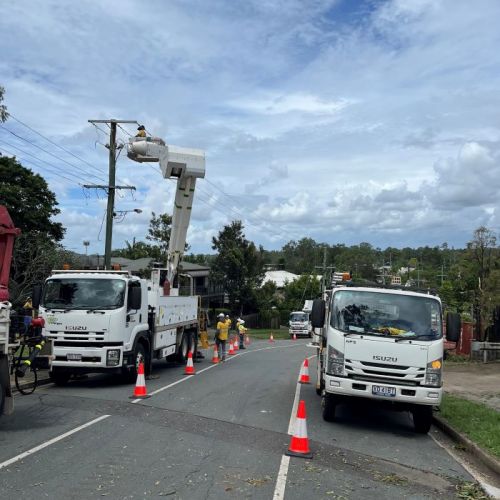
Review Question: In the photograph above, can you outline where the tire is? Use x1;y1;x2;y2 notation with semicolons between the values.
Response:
177;330;191;363
15;367;37;395
412;405;433;434
124;342;147;382
50;369;71;387
322;392;337;422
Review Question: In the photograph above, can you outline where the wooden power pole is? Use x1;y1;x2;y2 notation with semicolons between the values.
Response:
85;119;137;269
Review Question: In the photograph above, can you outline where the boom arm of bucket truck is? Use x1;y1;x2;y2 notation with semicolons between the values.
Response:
127;138;205;284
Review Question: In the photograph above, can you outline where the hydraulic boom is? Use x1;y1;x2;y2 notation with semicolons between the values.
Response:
127;138;205;284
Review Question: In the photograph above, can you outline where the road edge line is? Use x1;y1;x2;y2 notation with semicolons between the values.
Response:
430;429;500;498
432;414;500;476
0;414;111;470
272;454;290;500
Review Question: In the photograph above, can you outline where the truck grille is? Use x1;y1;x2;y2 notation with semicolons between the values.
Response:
345;359;425;385
48;330;105;341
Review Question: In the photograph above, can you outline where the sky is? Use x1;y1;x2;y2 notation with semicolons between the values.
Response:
1;0;499;255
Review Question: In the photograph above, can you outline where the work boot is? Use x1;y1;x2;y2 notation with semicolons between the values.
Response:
240;345;246;349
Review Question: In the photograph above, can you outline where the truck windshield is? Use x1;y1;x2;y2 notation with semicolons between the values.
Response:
290;313;307;322
42;278;126;310
331;290;442;340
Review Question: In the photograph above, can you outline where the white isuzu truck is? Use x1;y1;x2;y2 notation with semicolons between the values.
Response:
289;311;311;338
311;284;461;433
33;137;206;385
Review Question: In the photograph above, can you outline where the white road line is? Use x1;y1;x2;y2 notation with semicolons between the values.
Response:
274;356;309;500
272;454;290;500
430;432;500;498
0;414;110;470
132;342;306;403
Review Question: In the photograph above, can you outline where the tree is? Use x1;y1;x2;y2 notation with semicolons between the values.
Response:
281;274;321;312
146;212;172;261
0;85;8;122
0;157;69;307
0;156;64;241
211;220;265;315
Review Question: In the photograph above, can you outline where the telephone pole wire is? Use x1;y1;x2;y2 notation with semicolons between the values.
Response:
86;119;137;269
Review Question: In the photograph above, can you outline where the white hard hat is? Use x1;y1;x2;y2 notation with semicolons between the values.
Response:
218;313;225;318
240;320;245;324
236;318;242;322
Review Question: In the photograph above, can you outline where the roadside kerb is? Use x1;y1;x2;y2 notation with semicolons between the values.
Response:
433;413;500;477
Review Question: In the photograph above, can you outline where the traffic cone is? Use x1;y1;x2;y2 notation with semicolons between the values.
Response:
299;358;310;384
286;400;312;458
293;332;297;341
233;336;239;351
245;334;250;346
212;344;219;364
185;350;195;375
269;333;275;343
130;360;150;399
228;340;235;355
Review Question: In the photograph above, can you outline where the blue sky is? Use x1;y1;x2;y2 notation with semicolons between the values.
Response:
1;0;499;255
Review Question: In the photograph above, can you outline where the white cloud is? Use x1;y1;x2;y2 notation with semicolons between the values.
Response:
1;0;500;253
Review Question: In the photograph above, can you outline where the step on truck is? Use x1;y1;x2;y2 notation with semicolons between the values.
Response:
311;283;461;433
33;136;206;385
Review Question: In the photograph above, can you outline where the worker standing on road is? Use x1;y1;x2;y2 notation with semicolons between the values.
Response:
238;319;247;349
216;313;229;362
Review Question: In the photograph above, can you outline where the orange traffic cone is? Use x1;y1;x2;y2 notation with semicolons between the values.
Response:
269;333;275;343
130;360;149;399
228;340;235;355
299;358;310;384
293;332;297;341
212;344;219;364
233;336;239;351
244;334;250;346
185;350;195;375
286;400;312;458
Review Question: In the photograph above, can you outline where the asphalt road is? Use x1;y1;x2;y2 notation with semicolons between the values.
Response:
0;339;476;499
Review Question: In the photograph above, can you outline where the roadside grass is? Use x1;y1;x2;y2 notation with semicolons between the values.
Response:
246;328;292;340
440;394;500;459
444;353;472;364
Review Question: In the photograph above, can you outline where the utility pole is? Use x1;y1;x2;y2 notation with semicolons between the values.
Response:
437;263;447;286
86;119;137;269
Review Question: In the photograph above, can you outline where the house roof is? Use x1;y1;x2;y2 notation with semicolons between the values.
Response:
262;270;299;288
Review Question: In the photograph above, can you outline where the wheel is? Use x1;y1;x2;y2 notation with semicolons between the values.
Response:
15;367;37;395
50;369;71;386
0;384;5;415
124;342;147;382
412;405;433;434
322;392;337;422
177;330;191;363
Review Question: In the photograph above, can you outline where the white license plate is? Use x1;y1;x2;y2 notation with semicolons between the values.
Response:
372;385;396;397
67;353;82;361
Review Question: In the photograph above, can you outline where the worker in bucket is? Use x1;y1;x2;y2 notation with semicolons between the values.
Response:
238;319;247;349
135;124;147;138
216;313;229;362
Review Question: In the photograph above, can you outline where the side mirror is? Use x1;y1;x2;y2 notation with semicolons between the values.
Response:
446;312;461;343
32;285;42;309
311;299;326;329
128;286;142;310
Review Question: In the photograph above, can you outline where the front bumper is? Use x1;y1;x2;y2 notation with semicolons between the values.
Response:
53;345;125;369
289;329;310;336
324;374;442;405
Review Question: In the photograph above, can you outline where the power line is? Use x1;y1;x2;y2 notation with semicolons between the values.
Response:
0;145;84;186
9;114;111;179
0;138;91;185
0;124;110;185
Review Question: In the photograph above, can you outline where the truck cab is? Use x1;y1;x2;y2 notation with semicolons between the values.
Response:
312;284;461;433
39;270;149;384
289;311;311;338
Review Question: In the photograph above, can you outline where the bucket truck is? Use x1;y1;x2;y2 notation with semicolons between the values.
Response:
35;137;206;385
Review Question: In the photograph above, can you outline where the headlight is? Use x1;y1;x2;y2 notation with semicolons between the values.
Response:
106;349;121;367
327;345;345;376
425;358;442;387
